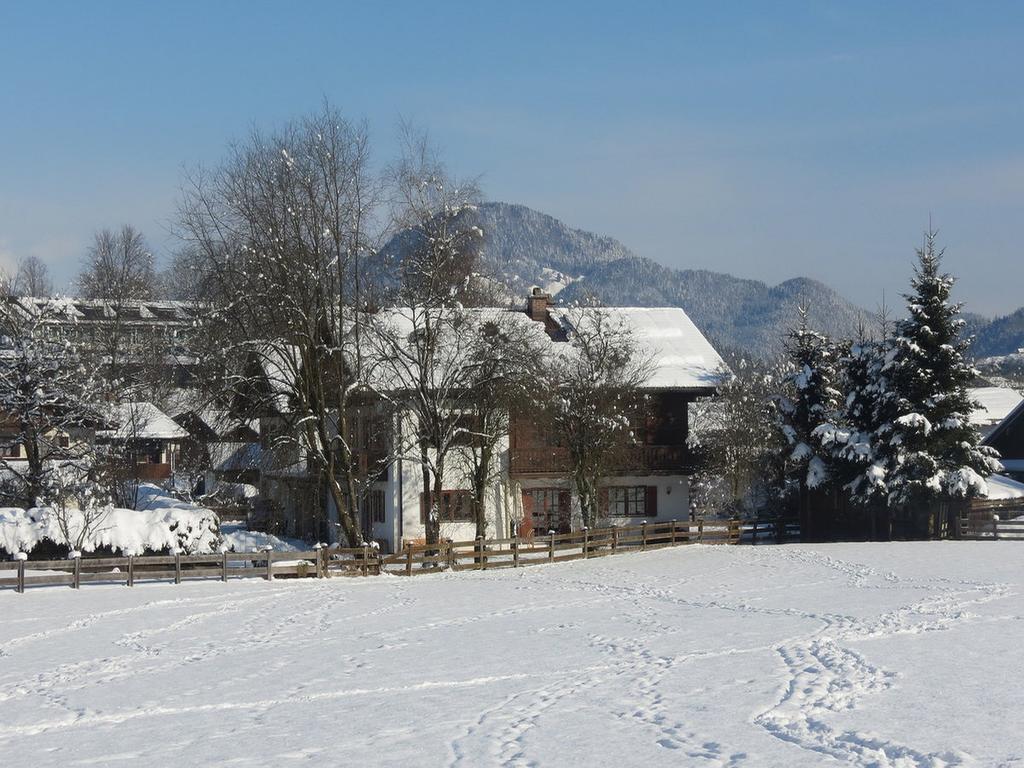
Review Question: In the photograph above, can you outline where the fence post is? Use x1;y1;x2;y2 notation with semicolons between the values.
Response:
128;555;135;587
583;527;589;559
16;555;26;594
264;547;273;581
324;546;333;578
670;519;676;546
612;526;618;553
361;544;369;576
405;542;413;576
697;518;704;543
477;536;487;570
512;536;520;568
174;552;182;584
641;521;648;551
71;552;81;589
548;531;555;562
729;517;740;544
221;549;228;582
446;539;455;571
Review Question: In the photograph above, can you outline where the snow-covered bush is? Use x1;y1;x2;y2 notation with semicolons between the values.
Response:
0;484;221;557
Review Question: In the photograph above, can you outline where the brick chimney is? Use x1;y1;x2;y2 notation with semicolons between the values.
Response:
526;287;551;322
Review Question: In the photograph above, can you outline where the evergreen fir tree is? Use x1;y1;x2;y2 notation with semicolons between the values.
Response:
874;230;1000;509
824;330;898;506
773;308;842;530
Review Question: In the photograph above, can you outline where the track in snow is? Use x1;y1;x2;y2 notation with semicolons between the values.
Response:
1;542;1022;767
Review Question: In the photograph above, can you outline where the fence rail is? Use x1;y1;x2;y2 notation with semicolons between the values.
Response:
1;519;740;594
959;505;1024;540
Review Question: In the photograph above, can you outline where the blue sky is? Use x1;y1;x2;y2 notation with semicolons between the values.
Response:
1;1;1022;315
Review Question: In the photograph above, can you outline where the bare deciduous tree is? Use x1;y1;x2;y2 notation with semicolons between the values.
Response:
0;297;104;508
456;315;543;539
14;256;53;298
76;226;161;398
177;104;383;545
536;305;651;528
372;131;489;546
79;226;156;302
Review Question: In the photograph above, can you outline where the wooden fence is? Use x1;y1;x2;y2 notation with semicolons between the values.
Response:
959;499;1024;540
0;519;740;594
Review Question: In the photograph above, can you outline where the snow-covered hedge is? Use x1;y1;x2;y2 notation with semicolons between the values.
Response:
0;485;221;557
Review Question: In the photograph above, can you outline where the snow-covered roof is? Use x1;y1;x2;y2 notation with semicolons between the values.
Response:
249;303;729;408
970;386;1024;427
99;402;189;441
11;296;198;325
367;307;550;392
549;307;728;391
208;442;265;472
986;474;1024;500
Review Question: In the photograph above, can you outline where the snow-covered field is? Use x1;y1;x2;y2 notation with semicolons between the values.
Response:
1;542;1022;767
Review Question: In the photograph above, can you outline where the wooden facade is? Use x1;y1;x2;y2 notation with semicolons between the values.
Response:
508;392;696;478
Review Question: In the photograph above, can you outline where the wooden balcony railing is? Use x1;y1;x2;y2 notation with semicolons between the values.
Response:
509;444;696;477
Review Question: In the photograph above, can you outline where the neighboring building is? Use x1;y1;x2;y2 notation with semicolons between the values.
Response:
167;395;261;496
970;386;1024;439
984;398;1024;482
8;296;198;344
255;290;729;550
5;296;203;388
97;402;188;482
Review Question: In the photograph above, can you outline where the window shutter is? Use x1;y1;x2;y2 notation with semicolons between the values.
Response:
521;490;534;523
646;486;658;517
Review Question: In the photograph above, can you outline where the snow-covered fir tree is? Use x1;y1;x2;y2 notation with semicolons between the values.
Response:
815;328;895;506
773;308;842;522
870;230;1000;508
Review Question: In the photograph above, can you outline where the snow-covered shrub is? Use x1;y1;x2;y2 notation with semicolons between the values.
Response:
0;484;221;557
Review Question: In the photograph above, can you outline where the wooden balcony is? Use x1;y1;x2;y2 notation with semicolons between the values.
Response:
509;444;696;478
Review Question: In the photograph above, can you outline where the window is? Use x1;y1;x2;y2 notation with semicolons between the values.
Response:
523;488;571;535
1;441;20;458
362;489;386;525
57;435;70;449
420;490;474;523
606;486;653;517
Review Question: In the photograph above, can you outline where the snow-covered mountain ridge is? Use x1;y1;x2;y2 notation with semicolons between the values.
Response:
472;202;867;357
381;201;1024;359
471;202;1024;359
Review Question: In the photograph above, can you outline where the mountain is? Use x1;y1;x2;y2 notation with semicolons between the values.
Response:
971;307;1024;358
473;202;869;357
380;201;1024;360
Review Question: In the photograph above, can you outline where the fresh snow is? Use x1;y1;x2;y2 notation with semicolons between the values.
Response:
549;307;727;390
0;485;219;556
968;386;1023;429
2;543;1023;766
220;523;306;553
97;402;188;440
985;473;1024;500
